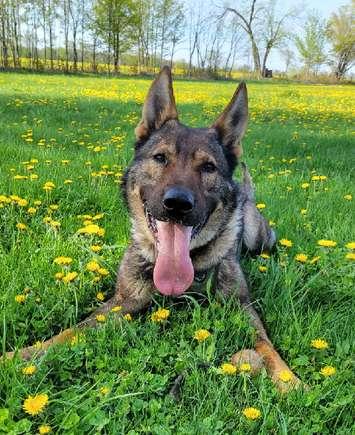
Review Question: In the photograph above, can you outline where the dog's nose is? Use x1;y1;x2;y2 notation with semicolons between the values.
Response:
163;187;195;214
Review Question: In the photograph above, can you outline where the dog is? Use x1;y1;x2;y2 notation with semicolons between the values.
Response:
6;67;301;392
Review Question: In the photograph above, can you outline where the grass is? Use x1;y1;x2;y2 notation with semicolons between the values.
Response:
0;72;354;434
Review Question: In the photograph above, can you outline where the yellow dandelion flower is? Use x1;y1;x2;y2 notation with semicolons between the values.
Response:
43;181;55;191
309;256;321;264
27;207;37;214
22;393;49;416
194;329;211;342
242;407;261;420
124;313;132;321
96;314;106;323
86;260;100;272
256;203;266;210
278;370;293;382
220;363;237;375
96;292;105;301
343;194;352;200
64;179;73;184
62;272;78;283
320;366;336;377
53;256;73;265
55;272;64;280
301;183;310;189
34;200;42;206
151;308;170;322
111;305;122;313
22;365;37;375
15;294;26;303
38;425;51;434
345;253;355;260
90;245;102;253
258;266;267;272
279;238;293;248
16;222;27;230
260;253;270;259
317;239;337;247
97;267;109;276
295;253;308;263
345;242;355;250
99;386;110;396
300;208;307;215
239;363;251;372
311;338;329;350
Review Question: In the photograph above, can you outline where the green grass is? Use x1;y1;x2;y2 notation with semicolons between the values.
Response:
0;72;354;434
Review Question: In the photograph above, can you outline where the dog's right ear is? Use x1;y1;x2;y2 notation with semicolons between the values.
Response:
135;66;178;140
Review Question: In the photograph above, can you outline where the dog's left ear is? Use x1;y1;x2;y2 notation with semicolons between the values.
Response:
212;82;248;159
135;66;178;140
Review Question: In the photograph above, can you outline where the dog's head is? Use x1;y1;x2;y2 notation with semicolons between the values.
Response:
123;66;248;296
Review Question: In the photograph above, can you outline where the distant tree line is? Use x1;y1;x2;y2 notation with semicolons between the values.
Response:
0;0;353;80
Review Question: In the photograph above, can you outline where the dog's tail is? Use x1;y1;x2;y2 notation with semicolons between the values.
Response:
240;163;276;254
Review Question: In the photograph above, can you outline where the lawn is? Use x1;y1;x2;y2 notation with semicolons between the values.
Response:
0;72;354;434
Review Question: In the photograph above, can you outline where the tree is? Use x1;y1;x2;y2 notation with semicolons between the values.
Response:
326;0;355;79
295;13;327;76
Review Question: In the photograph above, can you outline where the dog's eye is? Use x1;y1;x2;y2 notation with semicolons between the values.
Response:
201;162;216;173
153;153;167;165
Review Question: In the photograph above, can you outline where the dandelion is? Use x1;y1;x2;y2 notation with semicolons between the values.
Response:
62;272;78;283
90;245;102;253
43;181;55;191
15;294;26;303
320;366;336;377
53;256;72;265
22;365;37;375
239;363;251;373
38;425;51;434
279;238;292;248
301;183;310;189
22;393;49;416
317;239;337;247
77;224;105;236
345;242;355;250
220;363;237;375
311;338;328;350
242;407;261;420
96;314;106;323
86;260;100;272
256;203;266;210
16;223;27;231
258;266;267;272
99;386;110;396
97;267;109;276
300;208;307;215
345;253;355;260
194;329;211;342
124;313;132;321
260;253;270;259
111;305;122;313
278;370;293;382
343;194;352;200
27;207;37;214
96;292;105;301
295;253;308;263
309;256;320;264
151;308;170;322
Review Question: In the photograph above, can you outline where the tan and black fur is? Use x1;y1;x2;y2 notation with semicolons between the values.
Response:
5;67;301;392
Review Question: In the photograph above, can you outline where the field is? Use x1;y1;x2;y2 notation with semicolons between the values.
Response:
0;71;354;434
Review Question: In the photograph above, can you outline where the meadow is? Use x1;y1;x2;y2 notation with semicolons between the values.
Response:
0;71;354;434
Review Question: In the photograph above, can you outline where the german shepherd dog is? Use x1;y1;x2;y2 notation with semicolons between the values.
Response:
6;67;300;392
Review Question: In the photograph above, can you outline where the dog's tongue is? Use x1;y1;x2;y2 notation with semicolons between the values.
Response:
153;221;194;296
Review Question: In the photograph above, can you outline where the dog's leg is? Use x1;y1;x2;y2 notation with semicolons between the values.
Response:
4;244;154;361
240;163;276;254
216;254;302;393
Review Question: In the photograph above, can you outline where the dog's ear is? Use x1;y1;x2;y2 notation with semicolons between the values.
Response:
212;82;248;159
135;66;178;140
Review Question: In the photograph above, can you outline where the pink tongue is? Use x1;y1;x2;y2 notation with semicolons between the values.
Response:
153;221;194;296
